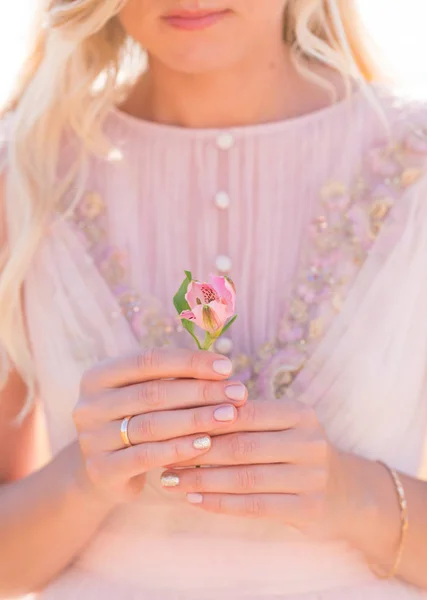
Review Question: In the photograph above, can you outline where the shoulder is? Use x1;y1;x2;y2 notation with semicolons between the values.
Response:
375;82;427;123
355;83;427;148
316;85;427;258
341;84;427;192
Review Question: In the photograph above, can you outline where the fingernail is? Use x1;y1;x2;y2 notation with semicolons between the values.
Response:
214;405;236;422
225;383;246;401
212;358;233;376
161;472;180;488
193;435;211;450
187;493;203;504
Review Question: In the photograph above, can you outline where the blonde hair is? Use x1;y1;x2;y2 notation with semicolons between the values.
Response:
0;0;382;414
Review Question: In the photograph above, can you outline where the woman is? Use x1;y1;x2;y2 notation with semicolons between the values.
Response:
0;0;427;598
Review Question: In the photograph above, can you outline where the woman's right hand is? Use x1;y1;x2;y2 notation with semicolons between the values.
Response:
72;348;247;504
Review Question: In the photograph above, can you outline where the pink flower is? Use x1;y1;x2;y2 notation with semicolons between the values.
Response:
179;275;236;335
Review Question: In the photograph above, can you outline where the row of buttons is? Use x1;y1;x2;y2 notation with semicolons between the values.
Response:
214;133;234;355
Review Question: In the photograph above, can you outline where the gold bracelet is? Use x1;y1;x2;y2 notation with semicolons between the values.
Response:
370;462;409;579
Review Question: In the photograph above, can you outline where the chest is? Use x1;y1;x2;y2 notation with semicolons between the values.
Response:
72;128;403;404
84;132;354;354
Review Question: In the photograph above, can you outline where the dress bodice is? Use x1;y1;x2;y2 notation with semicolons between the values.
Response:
14;84;427;598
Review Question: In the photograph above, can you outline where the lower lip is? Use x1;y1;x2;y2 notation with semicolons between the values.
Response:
163;10;230;31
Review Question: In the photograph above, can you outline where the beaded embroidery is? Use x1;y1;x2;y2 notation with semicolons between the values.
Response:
71;125;427;400
242;127;427;400
72;192;179;349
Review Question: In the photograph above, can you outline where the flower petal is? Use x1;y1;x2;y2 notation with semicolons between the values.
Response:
209;300;229;327
185;281;219;309
186;304;207;331
185;302;228;334
209;275;236;317
179;310;197;322
202;305;223;334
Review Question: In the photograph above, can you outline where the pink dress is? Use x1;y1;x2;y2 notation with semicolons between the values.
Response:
14;84;427;598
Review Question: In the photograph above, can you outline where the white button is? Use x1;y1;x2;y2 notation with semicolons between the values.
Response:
215;191;230;210
215;336;233;355
215;255;232;273
216;132;234;151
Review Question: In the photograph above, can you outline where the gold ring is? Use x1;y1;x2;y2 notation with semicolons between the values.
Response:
120;416;133;447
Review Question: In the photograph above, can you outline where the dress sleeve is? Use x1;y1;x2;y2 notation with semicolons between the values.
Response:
0;111;13;167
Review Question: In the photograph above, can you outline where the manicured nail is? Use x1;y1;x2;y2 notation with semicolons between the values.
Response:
212;358;233;376
187;493;203;504
225;383;246;401
193;435;211;450
161;472;180;488
214;405;236;422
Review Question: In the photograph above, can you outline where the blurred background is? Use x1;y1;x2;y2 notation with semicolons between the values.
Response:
0;0;427;105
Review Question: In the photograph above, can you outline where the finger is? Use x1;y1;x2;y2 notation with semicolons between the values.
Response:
85;404;238;452
206;399;302;436
160;464;325;495
81;348;233;391
92;378;247;421
86;434;212;486
185;493;301;521
174;431;322;467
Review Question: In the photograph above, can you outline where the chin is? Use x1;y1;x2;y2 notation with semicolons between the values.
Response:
148;33;248;75
156;49;241;74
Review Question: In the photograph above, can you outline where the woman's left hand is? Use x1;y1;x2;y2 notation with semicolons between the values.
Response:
161;399;348;537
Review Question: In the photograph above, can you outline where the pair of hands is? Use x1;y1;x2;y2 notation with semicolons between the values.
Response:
73;348;348;537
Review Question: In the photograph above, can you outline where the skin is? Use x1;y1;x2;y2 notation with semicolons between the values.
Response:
118;0;340;129
118;0;288;75
0;0;427;595
0;348;244;596
73;349;246;504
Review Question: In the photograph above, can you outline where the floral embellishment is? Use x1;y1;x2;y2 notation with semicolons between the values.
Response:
400;167;423;187
79;192;104;220
320;181;350;211
130;300;175;348
99;248;127;286
368;147;401;178
257;348;306;402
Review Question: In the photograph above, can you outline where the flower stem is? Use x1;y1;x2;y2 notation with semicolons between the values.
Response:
202;332;211;351
202;331;217;351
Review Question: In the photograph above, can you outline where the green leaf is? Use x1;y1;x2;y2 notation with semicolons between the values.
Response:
173;271;203;350
220;314;238;336
181;319;202;350
173;272;192;315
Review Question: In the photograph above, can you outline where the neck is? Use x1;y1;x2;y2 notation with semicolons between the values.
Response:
122;42;339;130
